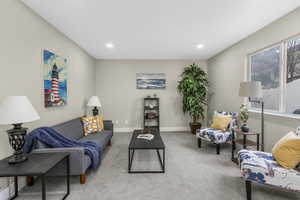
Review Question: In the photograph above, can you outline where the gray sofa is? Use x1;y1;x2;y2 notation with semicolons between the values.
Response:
29;117;113;184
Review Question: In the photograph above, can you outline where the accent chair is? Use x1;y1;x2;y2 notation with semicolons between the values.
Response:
196;111;238;154
238;149;300;200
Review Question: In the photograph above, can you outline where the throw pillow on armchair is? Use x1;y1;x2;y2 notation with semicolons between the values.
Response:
272;131;300;169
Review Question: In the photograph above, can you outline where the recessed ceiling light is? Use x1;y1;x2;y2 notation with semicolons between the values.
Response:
196;44;204;49
106;43;114;48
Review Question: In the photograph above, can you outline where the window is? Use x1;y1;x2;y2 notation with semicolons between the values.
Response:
250;45;281;111
286;37;300;114
249;35;300;116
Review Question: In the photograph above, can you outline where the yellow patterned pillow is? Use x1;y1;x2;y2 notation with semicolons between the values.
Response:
98;115;104;131
272;131;300;169
210;114;232;131
81;116;103;136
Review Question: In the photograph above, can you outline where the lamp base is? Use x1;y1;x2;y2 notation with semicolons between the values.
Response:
7;124;28;165
92;107;99;116
8;154;27;164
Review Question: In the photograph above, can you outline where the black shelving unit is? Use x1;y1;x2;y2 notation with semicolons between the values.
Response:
144;97;160;131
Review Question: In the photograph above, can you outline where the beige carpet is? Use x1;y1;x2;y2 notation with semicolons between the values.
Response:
17;132;299;200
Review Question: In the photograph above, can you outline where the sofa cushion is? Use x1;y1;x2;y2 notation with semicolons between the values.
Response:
79;130;112;151
52;118;84;140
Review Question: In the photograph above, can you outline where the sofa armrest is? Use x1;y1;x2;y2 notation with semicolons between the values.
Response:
33;147;85;156
32;147;87;175
103;120;114;135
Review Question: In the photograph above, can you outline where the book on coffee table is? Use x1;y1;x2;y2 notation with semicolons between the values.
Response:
137;134;154;140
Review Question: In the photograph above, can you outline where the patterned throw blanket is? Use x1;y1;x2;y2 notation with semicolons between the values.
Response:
24;127;101;169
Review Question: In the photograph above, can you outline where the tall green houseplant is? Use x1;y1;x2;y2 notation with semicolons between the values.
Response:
178;63;209;133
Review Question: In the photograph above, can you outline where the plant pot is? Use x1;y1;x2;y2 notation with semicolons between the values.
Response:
241;124;249;132
189;122;202;135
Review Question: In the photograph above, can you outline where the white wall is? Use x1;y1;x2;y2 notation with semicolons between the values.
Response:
208;7;300;152
96;60;207;132
0;0;96;161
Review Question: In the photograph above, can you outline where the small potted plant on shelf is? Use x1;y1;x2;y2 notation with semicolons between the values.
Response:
240;104;249;132
177;63;209;134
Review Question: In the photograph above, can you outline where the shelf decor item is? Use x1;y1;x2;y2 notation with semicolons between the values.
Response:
177;63;209;134
144;97;159;131
239;81;265;151
0;96;40;164
87;96;102;116
240;104;249;132
44;50;67;108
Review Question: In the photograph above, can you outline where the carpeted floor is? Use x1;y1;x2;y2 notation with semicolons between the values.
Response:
17;132;300;200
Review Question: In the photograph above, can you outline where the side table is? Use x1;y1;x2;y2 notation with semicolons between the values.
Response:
0;152;70;200
232;128;260;164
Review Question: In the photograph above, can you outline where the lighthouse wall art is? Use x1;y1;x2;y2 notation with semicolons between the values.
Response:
43;50;67;107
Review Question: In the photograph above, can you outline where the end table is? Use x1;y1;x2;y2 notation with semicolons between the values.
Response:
0;152;70;200
232;128;260;164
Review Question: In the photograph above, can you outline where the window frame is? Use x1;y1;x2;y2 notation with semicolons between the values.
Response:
247;34;300;117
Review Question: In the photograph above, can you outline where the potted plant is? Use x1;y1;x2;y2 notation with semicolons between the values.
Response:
177;63;209;134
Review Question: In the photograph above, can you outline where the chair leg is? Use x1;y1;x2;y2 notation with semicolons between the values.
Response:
246;180;252;200
80;174;86;184
216;144;221;154
26;176;34;186
197;138;202;148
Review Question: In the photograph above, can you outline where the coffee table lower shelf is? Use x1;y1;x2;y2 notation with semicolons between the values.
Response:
128;148;165;173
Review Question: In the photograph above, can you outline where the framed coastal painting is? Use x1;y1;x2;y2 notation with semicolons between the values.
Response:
136;73;166;89
43;50;67;107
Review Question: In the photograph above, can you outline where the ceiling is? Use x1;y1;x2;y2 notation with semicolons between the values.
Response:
21;0;300;60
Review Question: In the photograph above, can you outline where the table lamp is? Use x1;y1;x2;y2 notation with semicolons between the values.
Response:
239;81;265;151
0;96;40;164
87;96;102;116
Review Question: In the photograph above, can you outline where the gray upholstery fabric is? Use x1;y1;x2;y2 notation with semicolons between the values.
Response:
42;154;91;177
103;120;113;134
35;140;49;149
31;153;91;177
32;147;88;175
52;118;84;140
31;118;113;177
79;131;112;151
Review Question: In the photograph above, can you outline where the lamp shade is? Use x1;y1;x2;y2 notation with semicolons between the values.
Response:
239;81;263;98
87;96;101;107
0;96;40;125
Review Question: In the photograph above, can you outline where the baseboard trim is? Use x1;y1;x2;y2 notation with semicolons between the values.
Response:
160;127;190;132
115;127;190;133
114;128;137;133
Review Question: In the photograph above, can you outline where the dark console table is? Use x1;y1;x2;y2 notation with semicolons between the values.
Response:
128;129;165;173
0;152;70;200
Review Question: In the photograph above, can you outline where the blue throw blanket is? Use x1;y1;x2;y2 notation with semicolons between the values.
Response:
24;127;101;169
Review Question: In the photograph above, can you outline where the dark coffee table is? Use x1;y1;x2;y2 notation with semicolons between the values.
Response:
0;152;70;200
128;129;165;173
